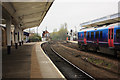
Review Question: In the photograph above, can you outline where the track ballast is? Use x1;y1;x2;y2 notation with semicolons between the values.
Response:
41;42;95;80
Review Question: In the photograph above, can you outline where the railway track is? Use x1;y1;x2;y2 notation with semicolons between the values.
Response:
61;41;120;61
47;41;120;79
41;42;95;80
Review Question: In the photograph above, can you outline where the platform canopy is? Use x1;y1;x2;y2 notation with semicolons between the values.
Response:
80;13;120;27
1;1;54;30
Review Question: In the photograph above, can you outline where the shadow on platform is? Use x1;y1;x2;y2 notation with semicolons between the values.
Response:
2;43;35;78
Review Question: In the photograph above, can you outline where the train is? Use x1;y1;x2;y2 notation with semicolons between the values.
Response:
78;23;120;56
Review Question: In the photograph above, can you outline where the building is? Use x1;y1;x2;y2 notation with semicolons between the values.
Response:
0;24;30;47
42;30;50;41
24;32;29;43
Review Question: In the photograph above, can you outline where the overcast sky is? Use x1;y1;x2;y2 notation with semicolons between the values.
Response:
30;0;119;35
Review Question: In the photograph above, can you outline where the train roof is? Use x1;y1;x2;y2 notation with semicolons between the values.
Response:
80;13;120;28
79;22;120;32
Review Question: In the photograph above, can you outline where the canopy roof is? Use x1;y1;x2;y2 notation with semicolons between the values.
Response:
80;13;120;27
2;1;53;30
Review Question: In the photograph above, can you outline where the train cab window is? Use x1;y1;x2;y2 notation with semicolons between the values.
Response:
95;31;99;39
91;32;94;39
116;29;120;39
100;31;103;38
87;32;89;38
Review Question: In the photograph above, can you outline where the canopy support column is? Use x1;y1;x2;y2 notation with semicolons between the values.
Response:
21;30;24;45
19;28;22;46
15;26;18;49
6;17;11;54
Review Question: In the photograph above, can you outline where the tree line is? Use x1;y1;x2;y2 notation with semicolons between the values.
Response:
50;23;68;40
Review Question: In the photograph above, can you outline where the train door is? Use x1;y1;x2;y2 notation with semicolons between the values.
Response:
84;31;87;44
108;28;114;47
95;31;99;44
116;29;120;42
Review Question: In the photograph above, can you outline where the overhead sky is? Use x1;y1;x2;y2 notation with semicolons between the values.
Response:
29;0;119;35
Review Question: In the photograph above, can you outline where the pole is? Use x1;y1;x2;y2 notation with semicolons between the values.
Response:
37;27;38;36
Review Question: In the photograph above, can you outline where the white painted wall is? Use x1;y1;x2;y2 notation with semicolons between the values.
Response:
42;38;46;42
26;36;29;42
70;32;73;41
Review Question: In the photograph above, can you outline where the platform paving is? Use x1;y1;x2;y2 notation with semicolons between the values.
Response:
36;42;64;78
2;42;65;79
2;43;35;78
68;40;78;44
31;43;42;78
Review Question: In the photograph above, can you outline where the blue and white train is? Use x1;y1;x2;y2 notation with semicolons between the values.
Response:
78;23;120;56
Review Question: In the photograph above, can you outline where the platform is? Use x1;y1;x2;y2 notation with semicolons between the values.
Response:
68;40;78;44
2;42;65;79
35;42;65;78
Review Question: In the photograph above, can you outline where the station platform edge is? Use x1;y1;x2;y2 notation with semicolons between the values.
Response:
34;42;65;79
